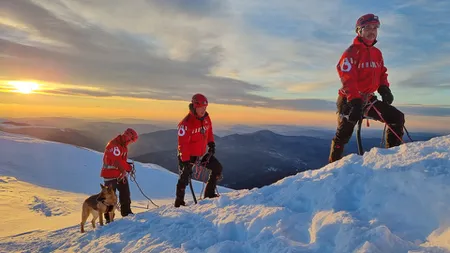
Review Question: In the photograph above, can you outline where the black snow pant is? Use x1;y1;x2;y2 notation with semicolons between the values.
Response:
175;155;223;207
328;95;405;163
104;177;132;221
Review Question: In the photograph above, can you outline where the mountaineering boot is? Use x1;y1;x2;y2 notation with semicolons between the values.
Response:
328;139;344;163
119;197;133;217
174;198;186;208
204;176;219;199
204;183;218;198
121;205;133;217
121;210;134;217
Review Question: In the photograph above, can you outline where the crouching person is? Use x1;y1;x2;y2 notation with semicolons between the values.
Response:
100;128;138;220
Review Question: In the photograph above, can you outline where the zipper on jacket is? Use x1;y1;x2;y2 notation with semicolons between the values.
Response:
200;120;206;137
368;47;376;105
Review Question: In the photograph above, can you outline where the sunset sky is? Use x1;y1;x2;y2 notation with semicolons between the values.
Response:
1;0;450;131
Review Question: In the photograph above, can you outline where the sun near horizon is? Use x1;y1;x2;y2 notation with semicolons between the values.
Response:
8;80;40;94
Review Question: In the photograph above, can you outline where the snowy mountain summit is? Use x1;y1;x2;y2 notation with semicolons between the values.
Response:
1;133;450;253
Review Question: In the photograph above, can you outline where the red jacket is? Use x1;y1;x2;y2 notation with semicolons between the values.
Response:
177;111;214;162
100;135;132;179
337;36;390;101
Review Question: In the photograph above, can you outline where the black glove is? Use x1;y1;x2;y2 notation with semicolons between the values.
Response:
127;162;135;177
378;85;394;105
207;142;215;155
348;98;363;123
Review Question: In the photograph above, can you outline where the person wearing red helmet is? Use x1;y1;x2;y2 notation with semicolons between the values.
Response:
100;128;138;220
328;13;405;163
174;93;223;207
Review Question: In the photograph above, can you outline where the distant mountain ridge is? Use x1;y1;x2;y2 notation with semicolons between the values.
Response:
0;123;105;152
2;121;31;127
1;120;443;190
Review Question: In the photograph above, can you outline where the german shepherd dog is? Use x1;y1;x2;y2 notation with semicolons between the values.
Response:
80;184;118;233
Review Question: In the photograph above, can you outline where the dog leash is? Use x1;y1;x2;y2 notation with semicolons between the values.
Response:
128;162;159;208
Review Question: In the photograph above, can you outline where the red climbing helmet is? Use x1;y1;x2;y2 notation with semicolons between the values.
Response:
191;93;208;108
123;128;138;143
355;13;380;29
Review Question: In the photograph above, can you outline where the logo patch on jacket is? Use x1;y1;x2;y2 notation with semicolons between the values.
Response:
112;146;121;156
340;58;353;72
178;125;187;136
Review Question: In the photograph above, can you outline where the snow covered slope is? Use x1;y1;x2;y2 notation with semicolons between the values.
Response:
0;176;87;237
2;132;450;252
0;132;230;237
0;132;230;198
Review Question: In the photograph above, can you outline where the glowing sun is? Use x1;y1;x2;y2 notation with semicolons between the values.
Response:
8;81;40;94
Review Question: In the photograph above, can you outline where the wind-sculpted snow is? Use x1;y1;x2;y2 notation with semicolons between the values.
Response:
1;132;450;252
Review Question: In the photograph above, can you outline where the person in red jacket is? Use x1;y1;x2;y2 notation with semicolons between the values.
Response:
175;93;223;207
328;13;405;163
100;128;138;220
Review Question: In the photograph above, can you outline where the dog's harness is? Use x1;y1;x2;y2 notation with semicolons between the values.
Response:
96;196;114;212
102;201;114;212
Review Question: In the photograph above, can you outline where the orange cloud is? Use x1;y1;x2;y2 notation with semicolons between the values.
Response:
0;90;336;127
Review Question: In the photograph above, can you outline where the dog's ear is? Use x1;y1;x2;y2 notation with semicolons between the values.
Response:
100;183;105;189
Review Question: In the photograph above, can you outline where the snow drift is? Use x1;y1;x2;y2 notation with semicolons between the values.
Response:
1;132;450;253
0;176;87;237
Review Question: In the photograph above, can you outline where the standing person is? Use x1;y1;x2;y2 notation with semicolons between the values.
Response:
175;93;223;207
100;128;138;221
328;13;405;163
